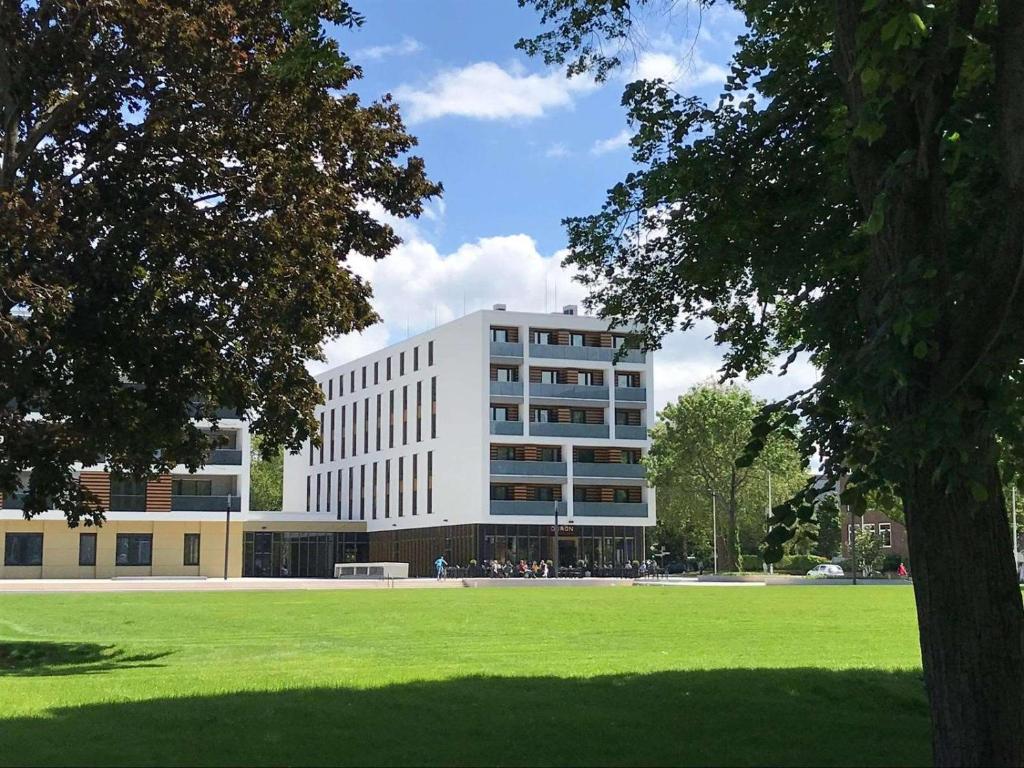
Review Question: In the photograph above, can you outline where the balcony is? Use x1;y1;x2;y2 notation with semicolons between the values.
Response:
206;448;243;466
2;493;27;510
171;495;241;512
490;460;567;477
490;500;567;516
614;386;647;402
572;501;649;518
529;344;646;363
530;422;608;439
529;383;609;401
490;420;524;436
615;425;648;440
489;381;524;398
490;341;523;358
573;462;646;479
110;494;147;511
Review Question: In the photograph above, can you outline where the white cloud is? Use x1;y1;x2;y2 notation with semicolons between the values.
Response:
630;48;728;89
545;142;571;159
591;128;633;155
354;36;423;61
394;61;597;124
312;213;818;415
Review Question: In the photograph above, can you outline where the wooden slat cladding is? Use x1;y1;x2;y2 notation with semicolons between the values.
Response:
490;364;520;381
491;325;519;342
490;444;563;461
572;447;642;463
78;471;110;508
615;408;643;426
531;406;604;423
146;474;172;512
492;404;520;421
576;486;642;502
599;333;614;348
492;483;563;501
529;367;604;384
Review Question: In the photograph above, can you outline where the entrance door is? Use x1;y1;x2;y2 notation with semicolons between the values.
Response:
253;533;273;577
558;538;577;568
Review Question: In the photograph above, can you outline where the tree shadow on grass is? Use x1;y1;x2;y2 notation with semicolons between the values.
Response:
1;667;931;767
0;642;172;677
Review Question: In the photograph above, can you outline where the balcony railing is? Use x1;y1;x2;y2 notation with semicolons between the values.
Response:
206;448;243;465
572;501;649;518
530;422;608;439
110;494;147;511
171;495;241;512
490;341;524;358
490;460;567;477
572;462;646;479
529;344;646;363
489;381;524;397
614;386;647;402
490;500;567;516
529;383;609;401
490;420;524;435
615;425;648;440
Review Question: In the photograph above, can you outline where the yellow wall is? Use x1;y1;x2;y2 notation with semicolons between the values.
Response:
0;519;244;579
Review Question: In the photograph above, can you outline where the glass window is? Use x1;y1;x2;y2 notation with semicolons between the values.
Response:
534;330;553;345
613;336;625;349
577;448;596;463
428;340;434;366
621;451;638;464
79;533;97;566
615;410;630;425
414;346;419;371
495;367;517;382
495;446;517;460
535;408;557;423
490;406;510;422
614;489;629;503
172;478;212;496
5;533;43;566
110;477;147;510
569;333;585;347
879;523;892;547
573;487;587;501
535;486;555;501
491;328;509;343
116;534;152;566
490;485;510;500
579;371;596;386
400;351;405;375
540;370;557;384
184;533;200;566
570;410;587;424
540;447;559;462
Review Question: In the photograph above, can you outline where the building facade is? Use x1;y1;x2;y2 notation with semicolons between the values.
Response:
283;306;656;576
0;412;254;578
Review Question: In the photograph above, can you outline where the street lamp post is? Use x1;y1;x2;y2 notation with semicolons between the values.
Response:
553;502;560;578
1013;486;1019;570
223;492;232;581
766;470;774;575
711;492;718;575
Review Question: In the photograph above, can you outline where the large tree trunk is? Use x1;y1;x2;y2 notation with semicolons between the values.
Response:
904;453;1024;766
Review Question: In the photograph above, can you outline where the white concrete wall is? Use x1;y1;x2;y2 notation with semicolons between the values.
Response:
284;308;656;530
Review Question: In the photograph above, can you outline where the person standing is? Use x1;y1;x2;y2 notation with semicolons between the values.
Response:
434;554;447;581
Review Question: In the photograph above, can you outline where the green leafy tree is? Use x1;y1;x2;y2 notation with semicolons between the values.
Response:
520;0;1024;761
645;383;807;572
1;1;440;524
249;437;283;511
854;529;885;577
814;496;843;560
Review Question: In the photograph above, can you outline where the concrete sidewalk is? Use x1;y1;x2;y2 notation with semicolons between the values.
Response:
0;577;465;594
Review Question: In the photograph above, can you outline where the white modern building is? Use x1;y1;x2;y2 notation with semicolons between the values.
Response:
283;306;655;576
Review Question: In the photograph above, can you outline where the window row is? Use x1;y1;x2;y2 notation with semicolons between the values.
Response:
311;377;437;465
489;445;643;464
491;366;641;388
848;522;894;548
321;341;435;401
490;327;631;349
306;451;434;520
3;532;201;567
489;405;643;425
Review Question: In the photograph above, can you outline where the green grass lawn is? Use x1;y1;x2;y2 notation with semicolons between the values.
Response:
0;586;929;767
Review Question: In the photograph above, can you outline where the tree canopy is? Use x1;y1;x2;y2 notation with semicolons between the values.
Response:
520;0;1024;762
1;1;439;524
646;382;807;570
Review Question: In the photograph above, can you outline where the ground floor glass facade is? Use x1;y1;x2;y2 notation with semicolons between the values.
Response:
242;531;369;578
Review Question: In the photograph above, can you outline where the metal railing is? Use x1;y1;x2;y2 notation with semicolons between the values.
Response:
572;462;646;479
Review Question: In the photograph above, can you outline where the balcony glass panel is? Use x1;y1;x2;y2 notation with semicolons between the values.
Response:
206;448;243;465
109;494;147;511
529;423;608;438
572;463;646;479
529;383;609;400
614;387;647;402
615;425;648;440
572;501;649;518
171;495;241;512
490;500;567;516
489;381;524;397
490;460;567;477
529;344;646;363
490;341;523;358
490;421;524;435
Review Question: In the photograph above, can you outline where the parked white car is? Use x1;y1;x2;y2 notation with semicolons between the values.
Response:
807;563;845;578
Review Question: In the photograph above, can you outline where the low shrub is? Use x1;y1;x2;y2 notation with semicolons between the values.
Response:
740;554;765;572
776;554;829;574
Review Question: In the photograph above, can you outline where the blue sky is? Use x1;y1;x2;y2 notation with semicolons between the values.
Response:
317;1;816;411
